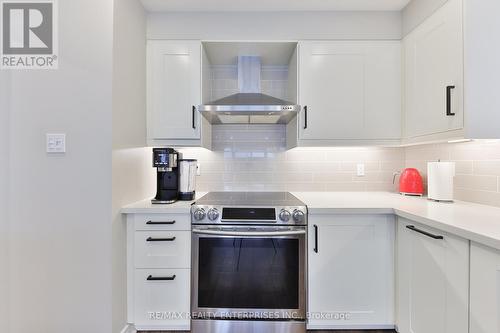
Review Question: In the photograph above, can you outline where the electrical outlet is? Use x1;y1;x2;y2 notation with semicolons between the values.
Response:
356;163;365;177
46;134;66;153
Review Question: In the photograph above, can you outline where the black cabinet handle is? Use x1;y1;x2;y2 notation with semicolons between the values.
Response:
446;86;456;116
313;224;318;253
146;220;176;225
303;106;308;129
147;275;176;281
406;225;444;240
192;105;196;129
146;236;176;242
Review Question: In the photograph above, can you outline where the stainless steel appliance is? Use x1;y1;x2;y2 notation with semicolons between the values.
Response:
151;148;180;204
197;56;300;124
178;159;197;201
191;192;307;333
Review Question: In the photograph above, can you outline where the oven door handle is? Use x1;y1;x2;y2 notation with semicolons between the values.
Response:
192;228;306;237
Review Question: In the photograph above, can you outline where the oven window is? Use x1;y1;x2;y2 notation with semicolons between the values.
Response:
198;237;300;309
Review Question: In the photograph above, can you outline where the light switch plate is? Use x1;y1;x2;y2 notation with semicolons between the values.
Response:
46;133;66;153
356;163;365;177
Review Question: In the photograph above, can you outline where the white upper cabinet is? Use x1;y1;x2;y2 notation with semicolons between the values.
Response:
403;0;500;143
297;41;401;145
397;218;469;333
403;0;464;139
147;40;211;147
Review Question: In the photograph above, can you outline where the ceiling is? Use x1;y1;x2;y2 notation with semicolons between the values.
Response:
141;0;412;12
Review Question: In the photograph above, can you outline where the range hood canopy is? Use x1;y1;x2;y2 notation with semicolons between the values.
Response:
198;55;300;124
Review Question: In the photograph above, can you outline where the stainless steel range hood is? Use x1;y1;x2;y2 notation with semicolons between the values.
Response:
197;56;300;124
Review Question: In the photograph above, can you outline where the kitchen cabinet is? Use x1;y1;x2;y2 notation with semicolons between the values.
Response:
396;218;469;333
126;213;191;330
470;242;500;333
402;0;500;143
308;214;395;329
296;41;401;146
403;0;464;140
134;268;190;329
147;40;211;148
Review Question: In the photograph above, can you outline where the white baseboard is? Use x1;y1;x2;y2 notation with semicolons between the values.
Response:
120;324;137;333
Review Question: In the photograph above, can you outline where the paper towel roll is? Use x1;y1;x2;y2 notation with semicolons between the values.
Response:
427;162;456;202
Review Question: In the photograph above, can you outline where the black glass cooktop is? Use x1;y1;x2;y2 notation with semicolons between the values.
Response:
194;192;305;207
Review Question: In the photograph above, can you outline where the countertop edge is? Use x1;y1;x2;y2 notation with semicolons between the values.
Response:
121;192;500;251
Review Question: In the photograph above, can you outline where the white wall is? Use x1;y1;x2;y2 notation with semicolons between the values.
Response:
147;11;402;40
112;0;154;332
7;0;114;332
402;0;448;36
0;70;11;332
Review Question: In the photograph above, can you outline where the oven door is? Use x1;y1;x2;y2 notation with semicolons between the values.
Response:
191;225;306;320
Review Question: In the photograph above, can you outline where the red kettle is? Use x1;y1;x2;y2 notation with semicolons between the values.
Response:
393;168;424;196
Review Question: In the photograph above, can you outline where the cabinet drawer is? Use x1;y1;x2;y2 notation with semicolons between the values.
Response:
134;268;190;329
135;231;191;269
134;214;191;231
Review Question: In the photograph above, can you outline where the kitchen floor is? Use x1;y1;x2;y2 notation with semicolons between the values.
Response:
140;330;397;333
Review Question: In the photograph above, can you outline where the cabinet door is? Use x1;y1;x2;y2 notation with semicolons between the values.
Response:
134;268;190;330
470;243;500;333
147;40;201;140
308;215;395;329
299;41;401;141
396;218;469;333
404;0;464;138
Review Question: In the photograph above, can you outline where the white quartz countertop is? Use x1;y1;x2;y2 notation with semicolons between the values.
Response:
121;192;208;214
292;192;500;251
122;191;500;251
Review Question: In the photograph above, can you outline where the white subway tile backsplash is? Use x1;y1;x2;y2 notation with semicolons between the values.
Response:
180;125;405;194
180;123;500;208
405;140;500;207
473;160;500;176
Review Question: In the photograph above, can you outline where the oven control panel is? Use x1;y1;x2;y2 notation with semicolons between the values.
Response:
191;205;307;225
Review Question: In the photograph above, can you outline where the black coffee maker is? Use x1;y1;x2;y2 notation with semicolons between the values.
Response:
152;148;180;204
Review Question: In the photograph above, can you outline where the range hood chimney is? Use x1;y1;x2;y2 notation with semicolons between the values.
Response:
197;56;300;125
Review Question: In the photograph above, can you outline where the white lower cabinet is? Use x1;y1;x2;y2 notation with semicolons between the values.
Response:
396;218;469;333
134;269;191;329
134;231;191;268
127;213;191;331
470;243;500;333
307;214;395;329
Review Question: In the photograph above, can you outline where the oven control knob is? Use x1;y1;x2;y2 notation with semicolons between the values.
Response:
207;208;219;221
292;209;305;223
279;209;291;222
193;208;206;221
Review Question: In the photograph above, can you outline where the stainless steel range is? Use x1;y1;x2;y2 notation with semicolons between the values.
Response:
191;192;307;333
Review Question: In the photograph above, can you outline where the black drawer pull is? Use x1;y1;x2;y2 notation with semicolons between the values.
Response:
446;85;456;116
313;224;318;253
147;275;176;281
406;225;444;240
146;237;176;242
303;106;308;129
146;220;176;225
192;105;196;129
